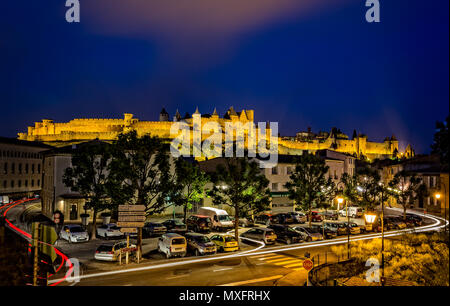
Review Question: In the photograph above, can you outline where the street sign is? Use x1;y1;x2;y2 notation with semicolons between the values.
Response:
118;211;146;216
303;259;314;271
120;228;137;233
118;205;146;212
117;221;145;228
118;216;146;222
118;205;146;229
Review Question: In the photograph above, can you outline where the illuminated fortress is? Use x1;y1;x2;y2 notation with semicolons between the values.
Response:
17;107;413;160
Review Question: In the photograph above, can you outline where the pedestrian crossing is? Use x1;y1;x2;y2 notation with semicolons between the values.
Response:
249;253;305;271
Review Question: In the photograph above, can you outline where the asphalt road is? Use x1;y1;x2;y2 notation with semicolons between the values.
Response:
2;199;447;286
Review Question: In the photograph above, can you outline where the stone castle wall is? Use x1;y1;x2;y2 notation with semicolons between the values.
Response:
17;110;405;159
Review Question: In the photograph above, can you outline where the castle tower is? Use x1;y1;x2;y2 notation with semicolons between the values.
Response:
159;108;169;122
227;106;238;121
173;109;181;122
211;107;219;120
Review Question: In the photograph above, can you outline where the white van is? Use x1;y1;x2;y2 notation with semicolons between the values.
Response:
158;233;187;259
339;206;363;218
198;207;234;231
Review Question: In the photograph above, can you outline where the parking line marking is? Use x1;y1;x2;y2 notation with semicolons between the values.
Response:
257;255;284;260
218;275;284;286
283;262;303;268
213;267;234;272
292;267;305;271
273;259;300;266
265;257;294;263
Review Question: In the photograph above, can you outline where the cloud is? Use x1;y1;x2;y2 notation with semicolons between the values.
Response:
82;0;350;65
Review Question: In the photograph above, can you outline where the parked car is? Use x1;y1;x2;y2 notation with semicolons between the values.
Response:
143;222;167;237
94;241;136;261
322;210;339;221
255;213;273;226
60;225;89;243
198;207;234;231
96;223;123;239
184;232;217;256
323;222;341;236
238;217;255;227
292;226;323;242
385;217;407;230
158;233;187;259
342;222;361;234
240;228;277;245
186;215;212;233
308;211;323;222
287;212;307;224
312;224;338;239
405;214;423;226
339;207;363;218
268;224;304;244
272;213;294;224
210;234;239;252
162;219;187;234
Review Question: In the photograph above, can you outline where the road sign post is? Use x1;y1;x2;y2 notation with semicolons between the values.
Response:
303;259;314;286
118;205;146;264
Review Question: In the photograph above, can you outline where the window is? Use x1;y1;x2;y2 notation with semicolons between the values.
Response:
3;163;7;174
32;164;35;174
272;167;278;175
25;164;29;174
286;167;292;175
25;180;28;187
11;180;14;188
3;181;6;189
18;163;22;174
272;183;278;191
18;180;21;188
11;163;15;174
37;179;40;187
31;180;34;187
37;164;41;174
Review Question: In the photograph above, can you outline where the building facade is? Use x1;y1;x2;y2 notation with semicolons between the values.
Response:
0;137;52;199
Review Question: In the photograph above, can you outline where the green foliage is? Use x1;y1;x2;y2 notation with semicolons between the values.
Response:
172;158;209;222
388;170;428;219
284;153;334;225
63;141;113;238
106;131;174;216
331;233;449;286
208;157;270;242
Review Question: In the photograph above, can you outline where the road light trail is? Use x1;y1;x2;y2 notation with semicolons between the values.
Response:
49;208;446;285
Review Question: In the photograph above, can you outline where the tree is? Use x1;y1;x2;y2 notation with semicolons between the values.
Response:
209;157;271;244
354;166;390;211
63;141;112;240
389;170;428;220
172;158;209;223
106;131;174;255
431;116;449;168
285;153;334;227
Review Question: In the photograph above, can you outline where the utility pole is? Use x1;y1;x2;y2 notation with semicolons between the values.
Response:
32;222;40;286
381;189;385;287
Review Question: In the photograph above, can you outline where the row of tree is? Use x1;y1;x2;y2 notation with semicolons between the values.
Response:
63;130;434;249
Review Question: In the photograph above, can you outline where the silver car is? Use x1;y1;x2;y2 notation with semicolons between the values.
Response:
240;228;277;245
293;226;323;242
94;241;137;261
60;224;89;243
96;223;124;239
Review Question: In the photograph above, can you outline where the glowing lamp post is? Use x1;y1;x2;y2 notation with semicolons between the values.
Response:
337;197;344;211
364;213;376;232
337;196;350;258
435;188;447;234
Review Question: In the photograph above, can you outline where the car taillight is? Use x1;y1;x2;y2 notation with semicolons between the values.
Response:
95;251;99;253
108;251;114;254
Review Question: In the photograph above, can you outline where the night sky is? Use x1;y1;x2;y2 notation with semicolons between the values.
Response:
1;0;448;154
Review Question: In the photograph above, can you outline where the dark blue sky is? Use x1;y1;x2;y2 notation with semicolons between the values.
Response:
1;0;448;153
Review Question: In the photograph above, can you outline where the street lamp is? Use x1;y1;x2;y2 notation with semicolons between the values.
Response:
364;213;376;232
337;196;350;258
337;197;344;212
435;182;447;234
